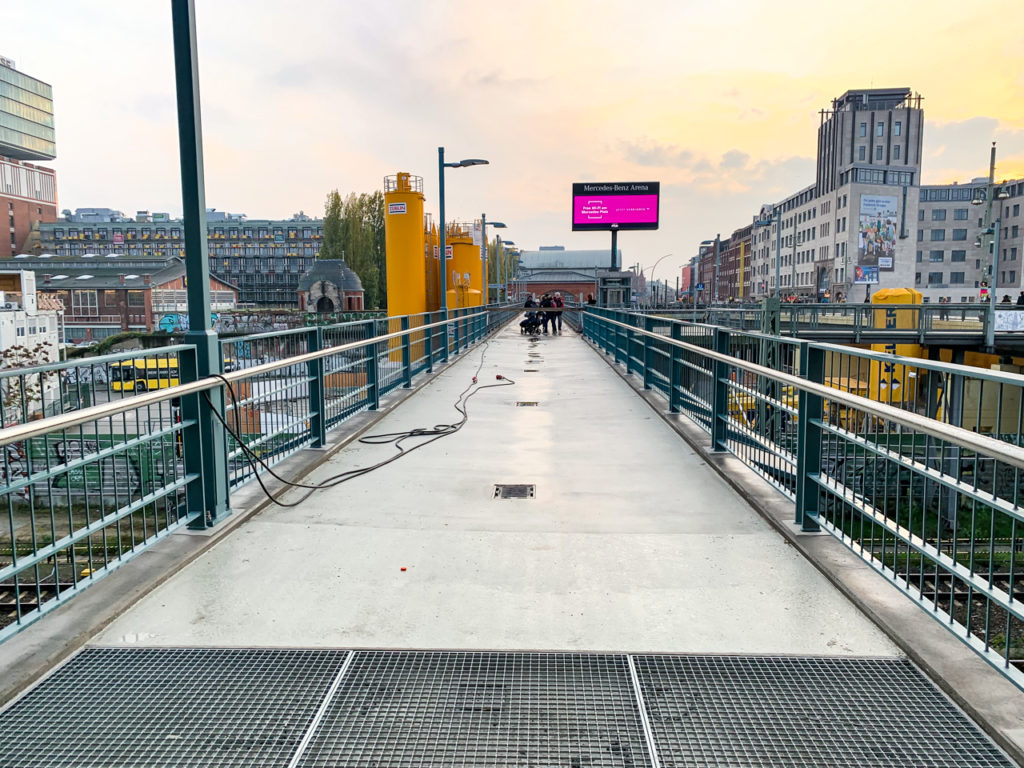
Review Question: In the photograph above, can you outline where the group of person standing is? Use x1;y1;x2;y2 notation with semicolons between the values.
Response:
524;292;564;334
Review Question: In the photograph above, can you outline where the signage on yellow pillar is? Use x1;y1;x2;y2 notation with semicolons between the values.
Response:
868;288;922;406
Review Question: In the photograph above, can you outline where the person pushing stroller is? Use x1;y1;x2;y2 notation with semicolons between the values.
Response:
520;293;542;334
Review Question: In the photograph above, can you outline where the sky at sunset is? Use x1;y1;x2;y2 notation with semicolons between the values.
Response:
4;0;1024;280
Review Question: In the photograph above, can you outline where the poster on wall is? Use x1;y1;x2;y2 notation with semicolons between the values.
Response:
855;195;898;283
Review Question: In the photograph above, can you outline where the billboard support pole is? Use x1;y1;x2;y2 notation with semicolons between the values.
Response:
610;228;618;270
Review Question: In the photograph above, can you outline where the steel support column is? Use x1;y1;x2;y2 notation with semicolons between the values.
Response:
171;0;228;527
795;342;823;531
307;327;326;447
711;328;731;452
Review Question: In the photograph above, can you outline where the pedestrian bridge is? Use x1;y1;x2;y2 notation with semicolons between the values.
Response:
1;305;1023;767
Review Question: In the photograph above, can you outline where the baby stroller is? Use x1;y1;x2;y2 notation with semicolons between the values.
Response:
520;311;542;335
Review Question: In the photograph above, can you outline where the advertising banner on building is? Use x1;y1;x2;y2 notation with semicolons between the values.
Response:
855;194;898;284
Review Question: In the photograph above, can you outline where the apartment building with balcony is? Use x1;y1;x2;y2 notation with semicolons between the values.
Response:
30;209;323;306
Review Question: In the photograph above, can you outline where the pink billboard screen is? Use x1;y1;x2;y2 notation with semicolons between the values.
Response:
571;182;660;231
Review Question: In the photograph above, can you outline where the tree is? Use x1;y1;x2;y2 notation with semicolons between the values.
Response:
320;188;388;310
365;190;386;309
321;190;344;261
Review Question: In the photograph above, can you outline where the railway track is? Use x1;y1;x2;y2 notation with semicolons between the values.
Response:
0;582;76;630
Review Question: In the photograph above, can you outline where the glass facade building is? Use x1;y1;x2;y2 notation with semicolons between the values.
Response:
0;57;56;161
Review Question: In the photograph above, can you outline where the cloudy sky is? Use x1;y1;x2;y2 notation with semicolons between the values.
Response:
5;0;1024;280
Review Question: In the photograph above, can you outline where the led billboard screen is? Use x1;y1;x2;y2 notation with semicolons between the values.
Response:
571;182;660;231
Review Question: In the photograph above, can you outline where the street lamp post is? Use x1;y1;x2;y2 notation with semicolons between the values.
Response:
480;215;506;304
502;241;516;300
438;148;488;314
711;235;721;303
972;141;1010;351
646;253;673;308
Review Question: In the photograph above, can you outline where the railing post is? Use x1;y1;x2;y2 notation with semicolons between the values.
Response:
625;316;636;374
453;309;462;355
307;327;326;447
366;319;380;410
642;315;653;390
425;312;434;372
795;341;823;531
669;322;683;413
711;328;730;452
441;309;450;363
401;316;412;388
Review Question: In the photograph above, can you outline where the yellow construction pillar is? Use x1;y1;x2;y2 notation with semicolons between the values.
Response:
868;288;923;408
446;222;482;308
385;172;426;358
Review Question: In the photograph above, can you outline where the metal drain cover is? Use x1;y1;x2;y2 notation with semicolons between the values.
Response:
516;401;539;407
0;650;1014;768
0;647;350;767
523;368;539;372
296;652;651;768
632;655;1015;768
493;484;536;499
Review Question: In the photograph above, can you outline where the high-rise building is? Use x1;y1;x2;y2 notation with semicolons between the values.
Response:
748;88;924;301
1;56;57;259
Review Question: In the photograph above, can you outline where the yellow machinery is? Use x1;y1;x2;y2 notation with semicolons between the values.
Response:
425;219;439;312
446;222;483;308
384;173;426;317
384;173;426;358
868;288;923;407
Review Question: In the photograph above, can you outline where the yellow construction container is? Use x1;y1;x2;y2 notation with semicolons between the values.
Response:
384;173;426;318
425;220;439;312
385;173;426;360
868;288;922;407
445;222;483;308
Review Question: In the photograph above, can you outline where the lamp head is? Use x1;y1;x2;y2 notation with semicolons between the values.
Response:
456;158;488;167
490;221;507;228
997;187;1010;200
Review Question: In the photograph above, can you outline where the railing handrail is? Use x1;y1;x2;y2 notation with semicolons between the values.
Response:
0;311;489;448
595;311;1024;472
633;308;1024;386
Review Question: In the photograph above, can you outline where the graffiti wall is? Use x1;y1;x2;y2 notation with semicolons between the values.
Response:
0;434;181;508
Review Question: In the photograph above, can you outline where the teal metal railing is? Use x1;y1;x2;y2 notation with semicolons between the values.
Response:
584;307;1024;689
649;302;1016;342
0;305;517;642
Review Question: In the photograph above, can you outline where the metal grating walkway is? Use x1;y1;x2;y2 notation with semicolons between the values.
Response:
0;649;1016;768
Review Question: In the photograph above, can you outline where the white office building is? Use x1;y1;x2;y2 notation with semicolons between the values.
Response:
749;88;924;302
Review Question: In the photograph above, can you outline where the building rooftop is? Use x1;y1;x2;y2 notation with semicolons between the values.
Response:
519;249;622;270
297;258;363;292
833;87;913;111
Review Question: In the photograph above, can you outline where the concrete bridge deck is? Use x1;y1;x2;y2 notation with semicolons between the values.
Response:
96;323;895;655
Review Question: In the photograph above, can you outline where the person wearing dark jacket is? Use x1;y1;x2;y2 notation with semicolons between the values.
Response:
539;293;555;334
1016;292;1024;306
524;294;537;308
